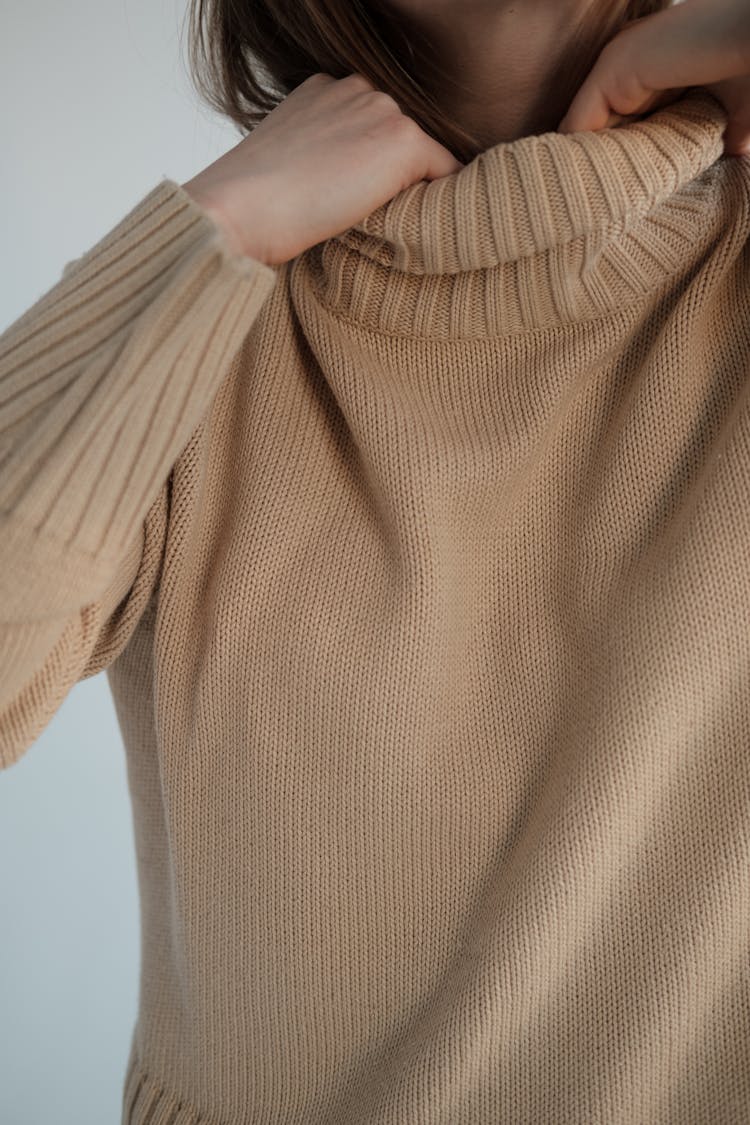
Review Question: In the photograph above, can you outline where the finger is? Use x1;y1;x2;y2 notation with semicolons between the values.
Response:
617;3;750;97
557;35;665;134
722;122;750;157
704;75;750;156
558;82;612;134
559;2;746;135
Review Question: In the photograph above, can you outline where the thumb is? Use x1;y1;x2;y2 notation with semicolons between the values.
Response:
558;87;686;136
559;0;747;136
704;76;750;157
557;16;658;134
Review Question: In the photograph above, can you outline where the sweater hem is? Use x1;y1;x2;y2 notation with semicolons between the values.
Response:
123;1047;224;1125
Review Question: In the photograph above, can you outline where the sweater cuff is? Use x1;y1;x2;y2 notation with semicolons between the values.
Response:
0;177;278;618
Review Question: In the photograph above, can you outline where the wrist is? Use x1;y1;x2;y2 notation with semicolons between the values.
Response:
180;180;267;264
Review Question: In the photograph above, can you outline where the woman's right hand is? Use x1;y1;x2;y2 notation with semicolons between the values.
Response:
181;72;465;268
557;0;750;156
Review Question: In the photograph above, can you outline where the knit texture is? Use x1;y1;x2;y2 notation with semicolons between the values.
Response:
1;87;749;1123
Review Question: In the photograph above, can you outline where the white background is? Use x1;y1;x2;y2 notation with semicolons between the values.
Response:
0;2;242;1121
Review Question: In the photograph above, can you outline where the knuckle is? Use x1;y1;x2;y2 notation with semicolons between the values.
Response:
393;110;418;135
344;72;375;91
370;89;402;115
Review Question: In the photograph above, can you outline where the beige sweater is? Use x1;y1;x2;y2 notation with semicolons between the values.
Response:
1;87;749;1124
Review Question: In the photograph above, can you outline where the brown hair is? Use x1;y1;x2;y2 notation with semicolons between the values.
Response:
184;0;675;165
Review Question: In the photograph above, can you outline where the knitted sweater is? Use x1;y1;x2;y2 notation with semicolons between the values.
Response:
1;87;749;1125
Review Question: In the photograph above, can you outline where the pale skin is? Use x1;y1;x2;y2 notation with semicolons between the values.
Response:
383;0;603;147
387;0;750;152
183;0;750;266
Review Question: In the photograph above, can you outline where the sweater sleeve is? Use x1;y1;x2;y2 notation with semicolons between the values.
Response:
0;177;279;768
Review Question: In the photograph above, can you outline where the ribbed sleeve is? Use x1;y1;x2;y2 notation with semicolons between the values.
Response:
0;176;278;621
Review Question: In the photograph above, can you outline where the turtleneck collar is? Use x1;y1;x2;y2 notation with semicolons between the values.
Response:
302;88;729;339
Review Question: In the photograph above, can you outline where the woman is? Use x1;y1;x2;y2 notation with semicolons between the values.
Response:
1;1;749;1122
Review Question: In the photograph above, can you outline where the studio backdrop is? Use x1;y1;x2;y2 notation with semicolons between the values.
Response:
0;3;241;1121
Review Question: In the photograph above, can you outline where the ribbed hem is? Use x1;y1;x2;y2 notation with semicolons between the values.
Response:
0;177;278;618
122;1048;223;1125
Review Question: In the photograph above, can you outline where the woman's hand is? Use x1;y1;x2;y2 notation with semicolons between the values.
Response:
182;72;465;267
557;0;750;157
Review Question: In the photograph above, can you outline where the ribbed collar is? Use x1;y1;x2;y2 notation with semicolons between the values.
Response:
304;88;729;338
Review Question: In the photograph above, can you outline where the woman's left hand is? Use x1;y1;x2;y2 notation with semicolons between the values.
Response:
557;0;750;157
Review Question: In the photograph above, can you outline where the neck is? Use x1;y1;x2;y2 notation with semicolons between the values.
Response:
387;0;629;148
